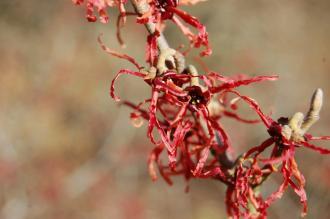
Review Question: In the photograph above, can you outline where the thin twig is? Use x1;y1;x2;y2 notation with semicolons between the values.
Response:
130;0;169;52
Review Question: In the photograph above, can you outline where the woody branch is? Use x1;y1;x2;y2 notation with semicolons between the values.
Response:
130;0;237;169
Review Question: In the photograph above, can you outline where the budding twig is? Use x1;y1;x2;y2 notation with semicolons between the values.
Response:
157;48;185;74
301;88;323;133
281;88;324;142
257;88;325;187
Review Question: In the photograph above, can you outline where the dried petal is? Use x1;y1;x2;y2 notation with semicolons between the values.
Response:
110;69;146;101
98;34;142;69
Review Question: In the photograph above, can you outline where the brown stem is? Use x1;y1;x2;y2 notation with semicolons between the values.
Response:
215;133;237;169
130;0;169;52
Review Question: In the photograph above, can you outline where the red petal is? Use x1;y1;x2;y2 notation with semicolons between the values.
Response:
148;145;164;181
198;167;226;179
300;141;330;154
226;90;274;128
146;34;158;66
260;145;295;165
154;78;188;97
158;164;174;185
306;135;330;141
288;178;307;216
169;103;189;126
98;34;142;69
211;75;279;93
264;164;289;208
244;138;274;159
116;12;137;47
193;145;211;176
148;90;176;164
172;121;192;147
169;7;212;56
223;110;260;124
110;69;146;101
147;89;159;144
72;0;84;5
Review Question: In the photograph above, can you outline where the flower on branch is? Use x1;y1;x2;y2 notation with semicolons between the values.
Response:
223;89;330;218
71;0;330;218
72;0;127;23
73;0;211;56
110;51;277;181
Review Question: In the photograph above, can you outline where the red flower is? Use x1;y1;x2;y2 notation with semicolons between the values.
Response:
73;0;211;56
72;0;127;23
222;89;330;218
72;1;330;218
110;54;277;179
111;63;330;218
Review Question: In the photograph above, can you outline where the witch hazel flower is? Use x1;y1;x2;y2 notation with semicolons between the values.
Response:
110;46;277;179
223;89;330;218
73;0;211;55
99;35;330;219
112;63;330;218
72;0;128;23
72;0;330;218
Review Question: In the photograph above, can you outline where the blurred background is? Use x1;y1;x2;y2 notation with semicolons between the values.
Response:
0;0;330;218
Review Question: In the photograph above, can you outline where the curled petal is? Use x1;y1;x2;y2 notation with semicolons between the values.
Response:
116;12;137;47
74;0;119;23
211;75;279;93
147;89;159;144
73;0;84;5
244;138;274;159
223;110;260;124
288;158;307;217
148;89;176;165
193;145;211;176
172;121;193;147
130;113;144;127
169;103;189;126
226;90;274;128
148;145;164;181
172;16;195;46
169;7;212;56
110;69;146;101
122;100;151;121
154;78;188;97
98;34;142;69
197;167;226;179
288;178;307;216
299;141;330;154
264;164;290;209
259;145;295;165
158;164;174;185
146;33;159;66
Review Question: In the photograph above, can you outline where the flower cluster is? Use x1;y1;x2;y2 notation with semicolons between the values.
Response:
73;0;211;56
72;0;127;23
111;57;330;218
72;0;330;218
223;89;330;218
111;63;277;178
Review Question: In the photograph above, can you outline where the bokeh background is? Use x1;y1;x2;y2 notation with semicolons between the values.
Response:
0;0;330;218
